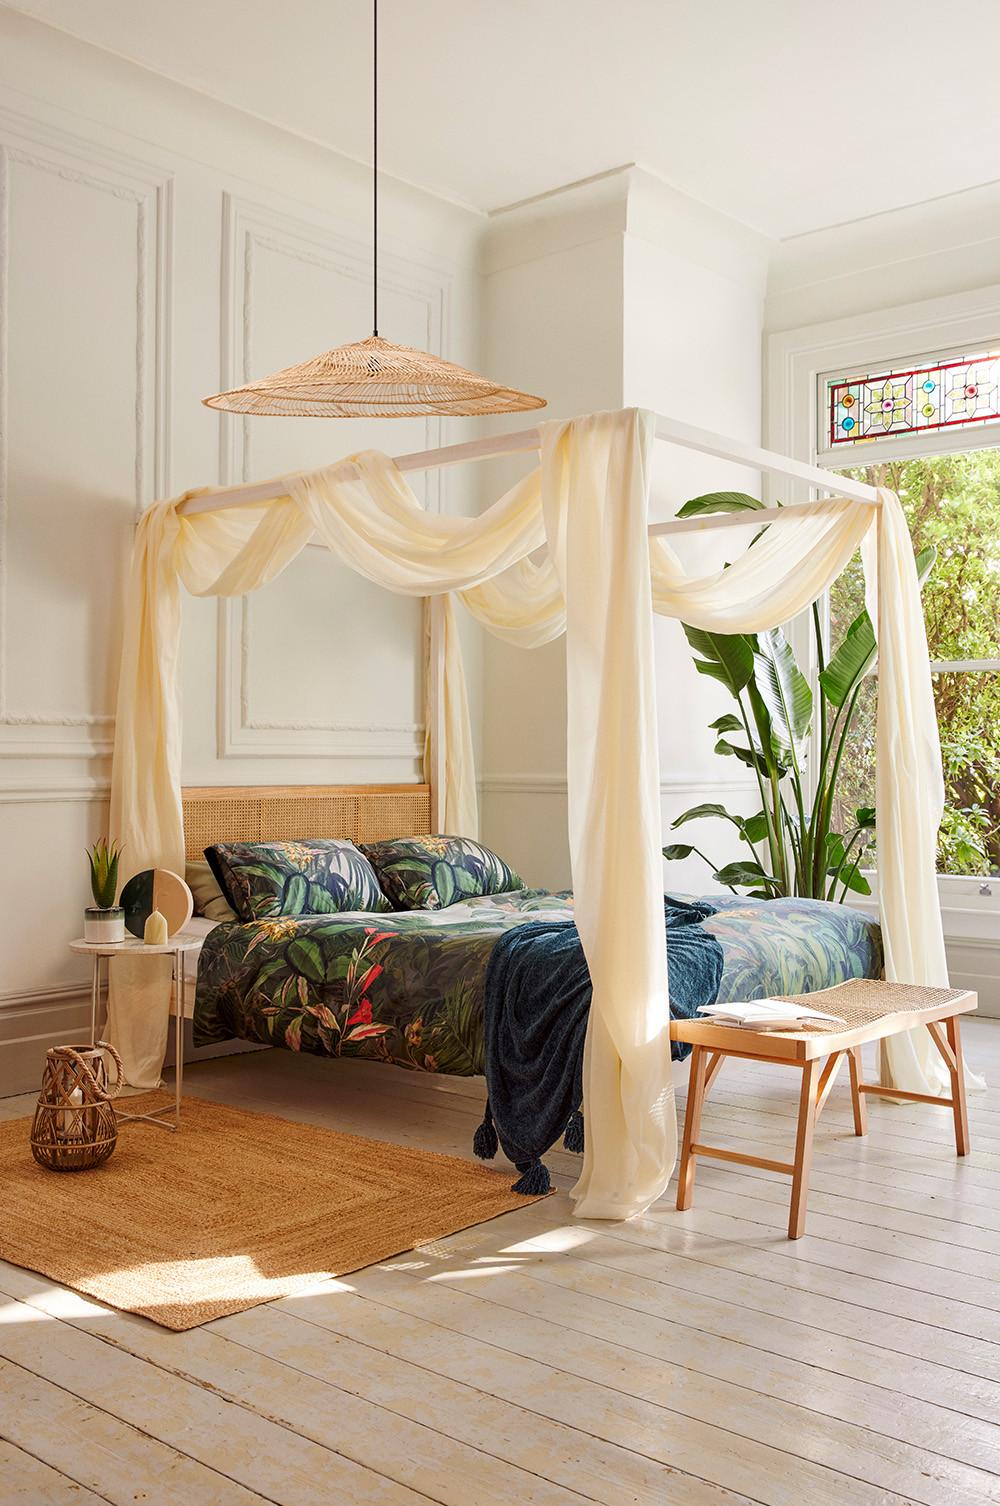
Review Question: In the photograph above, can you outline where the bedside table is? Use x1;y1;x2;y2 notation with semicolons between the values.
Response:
68;933;202;1130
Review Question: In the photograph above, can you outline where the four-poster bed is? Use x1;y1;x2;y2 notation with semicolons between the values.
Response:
111;405;959;1221
170;413;882;832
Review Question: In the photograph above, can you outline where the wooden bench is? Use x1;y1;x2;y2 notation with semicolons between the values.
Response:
671;979;977;1239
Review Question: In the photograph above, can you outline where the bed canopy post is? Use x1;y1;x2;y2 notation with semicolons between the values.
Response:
427;594;448;829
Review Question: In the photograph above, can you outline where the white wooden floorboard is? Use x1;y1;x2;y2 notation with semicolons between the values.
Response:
0;1357;274;1506
367;1198;1000;1411
262;1266;999;1505
212;1301;755;1506
0;1280;430;1506
690;1144;1000;1236
335;1233;1000;1472
0;1265;597;1506
0;1017;997;1504
691;1161;1000;1255
691;1083;1000;1148
0;1439;112;1504
520;1205;1000;1383
681;1177;1000;1276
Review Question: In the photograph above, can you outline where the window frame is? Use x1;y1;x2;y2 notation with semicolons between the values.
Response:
816;340;1000;466
767;288;1000;912
823;388;1000;893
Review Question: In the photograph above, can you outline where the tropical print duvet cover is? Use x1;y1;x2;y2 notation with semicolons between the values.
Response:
194;888;882;1076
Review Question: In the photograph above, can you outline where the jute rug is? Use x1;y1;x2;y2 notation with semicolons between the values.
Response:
0;1092;544;1331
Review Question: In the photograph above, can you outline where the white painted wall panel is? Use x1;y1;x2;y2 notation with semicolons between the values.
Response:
6;159;139;728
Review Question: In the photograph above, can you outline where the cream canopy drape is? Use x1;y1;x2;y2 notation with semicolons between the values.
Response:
112;407;955;1220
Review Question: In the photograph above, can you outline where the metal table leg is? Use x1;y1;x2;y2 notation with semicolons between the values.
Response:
174;945;184;1123
89;954;100;1045
116;949;182;1132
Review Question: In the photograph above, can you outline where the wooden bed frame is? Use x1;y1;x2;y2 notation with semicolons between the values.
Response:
181;783;433;861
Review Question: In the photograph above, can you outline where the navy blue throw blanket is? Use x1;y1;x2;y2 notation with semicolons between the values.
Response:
475;895;723;1194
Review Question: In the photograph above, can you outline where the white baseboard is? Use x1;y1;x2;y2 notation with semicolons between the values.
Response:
0;990;264;1098
0;989;94;1097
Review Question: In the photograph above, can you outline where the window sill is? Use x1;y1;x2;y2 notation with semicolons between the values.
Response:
843;875;1000;945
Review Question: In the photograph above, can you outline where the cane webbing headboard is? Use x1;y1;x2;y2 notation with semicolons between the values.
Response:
181;784;432;861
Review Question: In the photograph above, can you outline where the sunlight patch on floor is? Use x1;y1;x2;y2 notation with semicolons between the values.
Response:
426;1263;525;1283
502;1226;597;1254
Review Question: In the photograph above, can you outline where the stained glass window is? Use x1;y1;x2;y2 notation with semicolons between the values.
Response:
826;348;1000;447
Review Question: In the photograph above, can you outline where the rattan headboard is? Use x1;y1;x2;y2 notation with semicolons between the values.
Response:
181;784;432;861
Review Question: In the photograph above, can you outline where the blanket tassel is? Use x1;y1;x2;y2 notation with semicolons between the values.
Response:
512;1159;551;1196
563;1108;584;1154
473;1101;499;1161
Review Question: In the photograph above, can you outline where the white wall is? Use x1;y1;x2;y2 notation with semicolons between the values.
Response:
0;10;483;1090
767;179;1000;334
477;174;625;890
623;172;769;892
478;168;769;895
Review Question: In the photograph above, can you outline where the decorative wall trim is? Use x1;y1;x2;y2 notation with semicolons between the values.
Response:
0;107;172;766
480;772;757;797
215;194;446;764
0;782;110;803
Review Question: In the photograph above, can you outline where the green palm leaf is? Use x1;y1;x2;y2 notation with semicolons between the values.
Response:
682;625;755;693
671;802;741;829
713;860;780;893
754;626;813;756
819;544;936;707
675;491;766;518
819;609;876;708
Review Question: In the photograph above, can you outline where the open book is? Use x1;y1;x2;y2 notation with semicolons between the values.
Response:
696;999;847;1031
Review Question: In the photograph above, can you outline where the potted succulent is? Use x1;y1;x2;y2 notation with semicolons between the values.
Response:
84;838;125;943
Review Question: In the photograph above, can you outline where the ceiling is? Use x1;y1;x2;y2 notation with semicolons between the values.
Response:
9;0;1000;239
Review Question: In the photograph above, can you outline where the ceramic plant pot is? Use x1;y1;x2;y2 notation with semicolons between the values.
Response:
83;906;125;944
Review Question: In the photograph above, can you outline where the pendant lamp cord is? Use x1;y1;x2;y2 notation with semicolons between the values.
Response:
372;0;379;337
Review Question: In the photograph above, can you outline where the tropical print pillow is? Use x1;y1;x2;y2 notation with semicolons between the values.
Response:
205;840;391;922
360;834;524;911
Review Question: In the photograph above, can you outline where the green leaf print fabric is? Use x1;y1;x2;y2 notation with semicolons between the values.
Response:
702;894;883;999
194;888;569;1071
360;835;525;911
205;839;391;922
193;889;882;1078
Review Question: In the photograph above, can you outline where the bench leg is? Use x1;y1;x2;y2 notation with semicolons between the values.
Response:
946;1015;971;1157
677;1045;709;1211
847;1046;867;1136
788;1058;820;1239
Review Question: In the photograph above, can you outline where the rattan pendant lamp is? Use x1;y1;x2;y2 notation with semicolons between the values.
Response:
203;4;544;419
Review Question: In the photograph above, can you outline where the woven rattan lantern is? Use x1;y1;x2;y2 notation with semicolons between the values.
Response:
31;1042;123;1172
203;5;544;420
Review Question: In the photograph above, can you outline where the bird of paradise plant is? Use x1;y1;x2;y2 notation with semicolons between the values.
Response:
662;491;934;901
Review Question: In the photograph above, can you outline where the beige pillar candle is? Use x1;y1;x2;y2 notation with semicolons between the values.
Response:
143;909;168;945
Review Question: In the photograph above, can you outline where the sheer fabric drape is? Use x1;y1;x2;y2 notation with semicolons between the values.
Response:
111;406;957;1219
